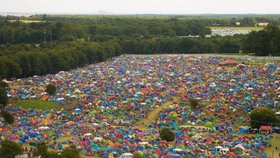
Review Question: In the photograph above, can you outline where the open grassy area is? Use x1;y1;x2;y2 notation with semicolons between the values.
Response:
209;26;264;31
266;134;280;158
15;100;60;110
8;20;45;23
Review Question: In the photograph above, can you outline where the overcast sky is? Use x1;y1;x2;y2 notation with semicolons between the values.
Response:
0;0;280;14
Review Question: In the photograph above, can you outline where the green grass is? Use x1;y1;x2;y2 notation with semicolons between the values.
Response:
56;135;75;142
265;134;280;158
8;20;45;23
15;100;59;110
208;26;264;31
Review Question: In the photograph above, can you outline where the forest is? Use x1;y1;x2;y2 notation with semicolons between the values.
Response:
0;15;280;79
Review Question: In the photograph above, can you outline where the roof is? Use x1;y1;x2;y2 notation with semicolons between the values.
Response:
259;126;272;131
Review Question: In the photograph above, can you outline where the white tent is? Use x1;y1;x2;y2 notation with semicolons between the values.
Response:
93;123;100;126
38;126;50;130
221;148;229;154
209;82;216;88
139;142;148;145
234;144;245;151
75;108;81;112
215;146;223;152
93;137;103;141
84;133;92;137
173;148;183;154
120;153;133;158
74;89;81;94
57;98;64;101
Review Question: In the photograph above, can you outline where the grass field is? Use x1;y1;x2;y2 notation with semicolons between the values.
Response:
209;26;264;31
15;100;59;110
8;20;45;23
266;134;280;158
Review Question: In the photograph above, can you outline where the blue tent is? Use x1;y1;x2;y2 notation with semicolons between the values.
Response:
170;154;182;158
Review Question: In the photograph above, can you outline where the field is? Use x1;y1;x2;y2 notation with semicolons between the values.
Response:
14;100;59;110
266;135;280;158
8;20;45;23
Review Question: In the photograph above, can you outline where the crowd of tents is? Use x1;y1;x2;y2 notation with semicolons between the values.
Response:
1;55;280;157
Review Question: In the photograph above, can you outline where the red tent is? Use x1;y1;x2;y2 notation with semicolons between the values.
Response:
225;59;237;65
259;126;272;131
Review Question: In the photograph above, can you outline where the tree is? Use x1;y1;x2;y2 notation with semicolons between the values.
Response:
0;81;8;88
189;98;199;110
61;149;80;158
1;110;14;124
45;151;60;158
220;40;240;53
45;84;56;95
0;140;23;158
34;141;48;157
159;128;175;142
0;87;8;106
242;25;280;56
134;153;145;158
250;108;279;128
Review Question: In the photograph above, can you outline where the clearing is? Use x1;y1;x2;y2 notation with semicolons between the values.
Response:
15;100;60;110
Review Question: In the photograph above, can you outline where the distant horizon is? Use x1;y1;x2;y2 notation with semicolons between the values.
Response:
1;11;280;17
0;0;280;15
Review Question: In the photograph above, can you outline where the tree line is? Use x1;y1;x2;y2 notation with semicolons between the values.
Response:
120;36;241;54
1;25;280;79
0;17;211;44
0;41;121;79
0;35;242;79
0;15;280;79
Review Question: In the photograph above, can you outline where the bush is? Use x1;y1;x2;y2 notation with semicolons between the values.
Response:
1;110;14;124
0;87;8;106
44;151;60;158
61;149;80;158
159;128;175;142
0;140;23;158
134;153;145;158
45;84;56;95
34;141;48;157
0;81;8;88
250;108;279;128
189;98;199;110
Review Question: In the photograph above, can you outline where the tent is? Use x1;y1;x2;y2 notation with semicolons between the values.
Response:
170;154;182;158
259;126;272;134
119;153;133;158
234;144;245;151
38;126;50;130
93;137;103;142
173;148;183;154
84;133;92;137
215;146;223;152
139;142;148;145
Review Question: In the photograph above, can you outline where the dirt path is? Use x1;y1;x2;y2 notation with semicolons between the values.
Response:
134;66;236;129
134;96;181;129
134;78;213;129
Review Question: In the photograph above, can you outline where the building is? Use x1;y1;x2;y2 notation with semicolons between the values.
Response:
255;22;269;27
235;22;241;26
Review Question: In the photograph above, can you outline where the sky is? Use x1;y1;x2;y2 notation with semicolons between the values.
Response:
0;0;280;15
